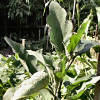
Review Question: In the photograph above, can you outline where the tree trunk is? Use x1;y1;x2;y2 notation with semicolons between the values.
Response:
94;53;100;100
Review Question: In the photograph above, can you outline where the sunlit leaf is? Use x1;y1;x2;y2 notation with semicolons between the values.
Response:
47;1;73;52
67;14;92;53
3;71;49;100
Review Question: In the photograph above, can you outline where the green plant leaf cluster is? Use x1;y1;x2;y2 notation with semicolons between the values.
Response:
0;54;27;99
67;13;92;54
62;55;97;100
2;1;100;100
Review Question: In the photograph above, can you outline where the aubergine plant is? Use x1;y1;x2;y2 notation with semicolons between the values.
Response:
0;53;28;100
3;1;100;100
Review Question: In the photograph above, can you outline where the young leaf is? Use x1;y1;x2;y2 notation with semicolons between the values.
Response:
67;14;92;54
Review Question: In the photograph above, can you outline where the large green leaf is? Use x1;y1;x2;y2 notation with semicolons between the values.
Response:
27;50;54;70
4;37;37;74
3;71;49;100
47;1;73;52
67;14;92;54
27;50;45;65
74;39;100;56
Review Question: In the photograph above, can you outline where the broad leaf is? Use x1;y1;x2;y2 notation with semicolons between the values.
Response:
67;14;92;53
27;50;54;70
4;37;37;74
74;39;100;56
93;8;100;52
93;45;100;52
43;54;54;69
3;71;49;100
47;1;73;52
27;50;45;65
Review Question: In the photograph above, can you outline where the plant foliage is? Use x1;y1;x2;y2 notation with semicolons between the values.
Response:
1;1;100;100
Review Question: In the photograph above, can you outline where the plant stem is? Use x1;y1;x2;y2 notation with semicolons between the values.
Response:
65;56;76;72
58;81;63;99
